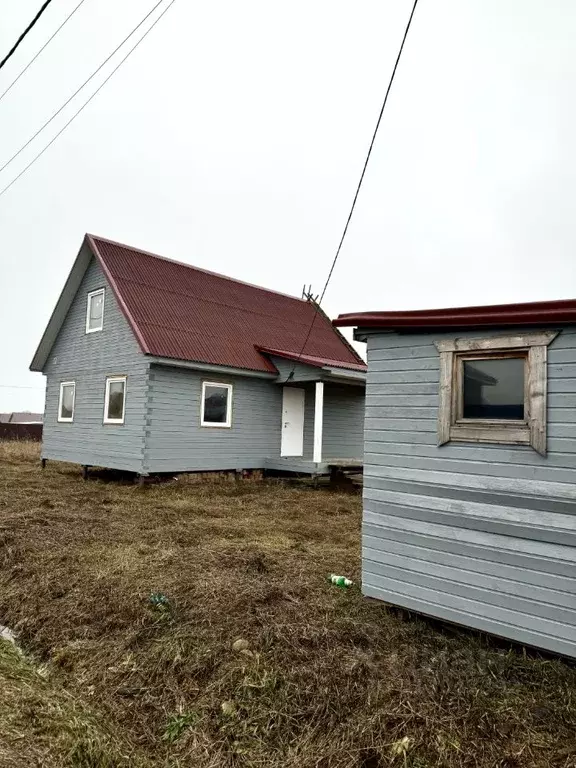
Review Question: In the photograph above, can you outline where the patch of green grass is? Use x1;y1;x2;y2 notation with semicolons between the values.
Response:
163;710;199;743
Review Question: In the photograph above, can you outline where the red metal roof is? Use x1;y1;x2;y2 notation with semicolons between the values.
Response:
258;347;366;372
334;298;576;330
88;235;364;373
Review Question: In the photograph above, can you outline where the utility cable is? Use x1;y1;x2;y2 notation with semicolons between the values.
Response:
0;0;168;177
286;0;420;378
0;0;89;105
0;385;45;390
0;0;176;200
0;0;56;72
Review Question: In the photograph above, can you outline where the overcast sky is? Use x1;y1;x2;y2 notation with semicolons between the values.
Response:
1;0;575;412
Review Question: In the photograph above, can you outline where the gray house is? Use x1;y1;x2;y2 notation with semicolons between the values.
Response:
30;234;366;476
335;300;576;658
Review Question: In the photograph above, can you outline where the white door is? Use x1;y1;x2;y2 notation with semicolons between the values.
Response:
281;387;305;457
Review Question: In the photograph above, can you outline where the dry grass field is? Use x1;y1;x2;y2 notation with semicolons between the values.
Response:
0;440;575;768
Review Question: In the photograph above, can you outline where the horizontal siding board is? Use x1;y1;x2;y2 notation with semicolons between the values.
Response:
365;418;436;433
368;370;439;385
548;363;576;377
365;466;576;502
364;441;576;468
366;381;439;393
364;492;576;547
363;451;576;484
364;571;576;643
362;327;576;657
364;557;576;625
363;516;576;574
363;584;576;658
366;433;438;446
365;477;576;518
363;534;576;594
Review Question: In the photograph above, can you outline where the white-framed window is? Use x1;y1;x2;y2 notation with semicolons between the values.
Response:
103;376;127;424
58;381;75;422
435;331;558;455
201;381;232;428
86;288;105;333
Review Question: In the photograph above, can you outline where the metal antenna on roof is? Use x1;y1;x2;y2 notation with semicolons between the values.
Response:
302;287;319;304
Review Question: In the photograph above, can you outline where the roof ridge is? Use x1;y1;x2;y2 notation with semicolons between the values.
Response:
87;233;310;305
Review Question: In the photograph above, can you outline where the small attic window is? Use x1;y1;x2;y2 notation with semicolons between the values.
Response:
86;289;105;333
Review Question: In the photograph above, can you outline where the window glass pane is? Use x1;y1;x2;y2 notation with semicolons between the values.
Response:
463;358;524;419
203;385;229;423
89;292;103;329
107;381;125;420
60;385;74;419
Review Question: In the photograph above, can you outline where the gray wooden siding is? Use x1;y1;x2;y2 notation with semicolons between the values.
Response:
42;258;148;473
269;356;323;383
284;383;364;462
322;385;364;460
144;365;283;472
363;327;576;657
144;370;364;471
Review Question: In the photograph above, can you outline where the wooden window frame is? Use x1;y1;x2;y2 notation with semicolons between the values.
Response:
435;331;558;455
200;381;233;428
57;381;75;423
103;376;127;425
86;288;105;334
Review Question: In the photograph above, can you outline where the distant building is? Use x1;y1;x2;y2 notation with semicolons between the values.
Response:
0;412;43;424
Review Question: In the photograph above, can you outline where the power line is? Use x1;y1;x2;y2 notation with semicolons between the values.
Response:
0;0;168;177
287;0;420;379
0;0;177;200
0;0;89;106
0;0;55;72
0;385;45;390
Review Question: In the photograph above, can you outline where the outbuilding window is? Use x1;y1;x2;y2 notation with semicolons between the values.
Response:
58;381;75;422
104;376;126;424
435;332;558;455
201;382;232;427
86;289;105;333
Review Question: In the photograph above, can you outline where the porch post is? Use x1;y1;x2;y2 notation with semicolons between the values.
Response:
313;381;324;464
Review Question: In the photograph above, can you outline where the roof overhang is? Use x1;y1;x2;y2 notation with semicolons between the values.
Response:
257;346;367;373
147;356;278;379
30;239;94;372
321;366;366;385
334;297;576;335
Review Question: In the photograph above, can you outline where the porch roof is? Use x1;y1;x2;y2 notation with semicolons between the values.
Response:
257;346;367;373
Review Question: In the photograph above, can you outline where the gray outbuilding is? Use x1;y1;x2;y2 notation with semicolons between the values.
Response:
30;234;366;477
335;300;576;658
